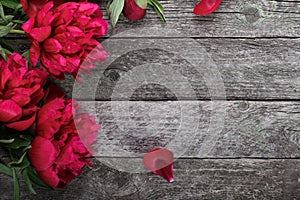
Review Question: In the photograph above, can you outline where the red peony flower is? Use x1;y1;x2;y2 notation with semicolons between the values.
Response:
194;0;222;16
20;0;87;17
123;0;147;21
22;2;108;81
0;53;47;131
29;98;100;188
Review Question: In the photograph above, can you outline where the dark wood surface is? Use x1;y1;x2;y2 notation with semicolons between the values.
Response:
1;0;300;199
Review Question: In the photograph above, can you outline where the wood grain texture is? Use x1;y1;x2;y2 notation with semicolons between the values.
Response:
1;159;300;199
59;38;300;100
71;101;300;158
1;0;300;199
5;0;300;39
1;101;299;159
62;0;300;38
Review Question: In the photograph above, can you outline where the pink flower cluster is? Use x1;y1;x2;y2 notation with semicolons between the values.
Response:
0;0;105;189
22;0;108;80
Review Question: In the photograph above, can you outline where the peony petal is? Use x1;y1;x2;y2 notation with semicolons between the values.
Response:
0;100;22;122
0;64;11;91
44;83;65;103
37;168;60;188
143;148;174;182
56;144;75;165
29;136;58;171
43;38;63;53
6;112;37;131
30;26;52;42
22;17;35;33
20;0;49;17
194;0;222;16
29;41;41;67
37;98;65;138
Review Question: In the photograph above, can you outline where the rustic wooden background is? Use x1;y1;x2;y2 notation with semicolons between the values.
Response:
1;0;300;199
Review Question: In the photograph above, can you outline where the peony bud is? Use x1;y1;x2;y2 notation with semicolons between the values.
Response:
123;0;147;21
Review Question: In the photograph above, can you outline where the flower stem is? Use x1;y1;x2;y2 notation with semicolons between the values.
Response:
9;29;25;35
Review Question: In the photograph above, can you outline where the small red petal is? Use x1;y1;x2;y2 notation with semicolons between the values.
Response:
143;148;174;182
194;0;222;16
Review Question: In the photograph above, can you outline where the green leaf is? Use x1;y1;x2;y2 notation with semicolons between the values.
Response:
13;4;23;16
0;138;14;144
9;151;27;167
10;154;30;170
109;0;125;27
19;134;34;142
0;22;13;37
0;15;13;25
0;44;10;60
0;163;13;176
148;0;166;22
0;0;19;9
22;168;37;194
135;0;147;9
12;168;20;200
27;166;52;189
0;37;16;51
7;136;31;149
0;3;6;24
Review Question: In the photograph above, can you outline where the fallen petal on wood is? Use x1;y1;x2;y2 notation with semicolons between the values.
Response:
143;148;174;182
194;0;222;16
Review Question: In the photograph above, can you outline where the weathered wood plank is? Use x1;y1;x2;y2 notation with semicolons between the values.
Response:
61;38;300;100
1;101;299;159
103;0;300;37
1;159;299;199
7;0;300;38
76;101;300;158
121;0;299;37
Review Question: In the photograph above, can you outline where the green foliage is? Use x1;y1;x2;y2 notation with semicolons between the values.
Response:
0;0;19;10
0;127;52;199
135;0;147;9
108;0;125;27
148;0;166;22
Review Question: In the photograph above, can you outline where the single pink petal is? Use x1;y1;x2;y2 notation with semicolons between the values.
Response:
6;112;37;131
44;38;63;53
194;0;222;16
29;26;52;42
29;136;59;171
0;65;12;91
29;41;41;67
0;100;22;122
20;0;49;18
22;17;35;33
143;148;174;182
56;144;75;165
37;168;60;188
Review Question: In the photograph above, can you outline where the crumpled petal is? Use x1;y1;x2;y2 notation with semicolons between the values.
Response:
143;148;174;182
194;0;222;16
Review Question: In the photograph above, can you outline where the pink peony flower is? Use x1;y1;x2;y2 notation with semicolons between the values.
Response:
22;2;108;81
0;53;47;131
29;98;100;188
20;0;87;17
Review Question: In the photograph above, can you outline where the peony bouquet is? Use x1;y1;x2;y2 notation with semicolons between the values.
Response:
0;0;222;199
0;0;105;199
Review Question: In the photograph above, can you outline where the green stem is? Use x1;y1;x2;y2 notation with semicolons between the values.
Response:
9;29;25;35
